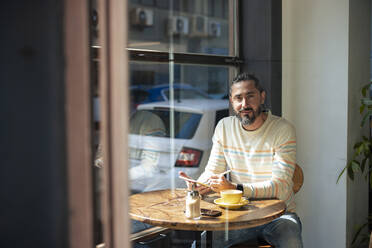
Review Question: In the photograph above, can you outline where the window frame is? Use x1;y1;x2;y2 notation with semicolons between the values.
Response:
96;0;130;247
65;0;94;247
129;49;243;66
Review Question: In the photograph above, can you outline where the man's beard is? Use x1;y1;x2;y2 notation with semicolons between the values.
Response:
235;105;262;126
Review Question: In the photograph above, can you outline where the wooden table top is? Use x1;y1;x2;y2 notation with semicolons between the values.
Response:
130;189;286;231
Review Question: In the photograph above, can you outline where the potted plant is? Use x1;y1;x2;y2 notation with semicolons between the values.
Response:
338;82;372;247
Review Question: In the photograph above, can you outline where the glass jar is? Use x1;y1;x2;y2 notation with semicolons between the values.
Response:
185;185;201;220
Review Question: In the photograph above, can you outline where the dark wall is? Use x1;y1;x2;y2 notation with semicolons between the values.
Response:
0;1;68;247
240;0;282;116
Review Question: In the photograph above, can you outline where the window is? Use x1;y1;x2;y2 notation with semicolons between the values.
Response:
126;1;241;245
92;0;242;247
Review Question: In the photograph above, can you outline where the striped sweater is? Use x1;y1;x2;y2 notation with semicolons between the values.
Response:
198;111;297;212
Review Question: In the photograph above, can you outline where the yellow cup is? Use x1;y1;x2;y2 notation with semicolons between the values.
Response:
220;189;243;204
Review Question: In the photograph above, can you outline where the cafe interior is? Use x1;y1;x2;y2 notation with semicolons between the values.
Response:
2;0;372;247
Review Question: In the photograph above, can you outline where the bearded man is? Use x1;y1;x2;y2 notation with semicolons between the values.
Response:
180;72;303;248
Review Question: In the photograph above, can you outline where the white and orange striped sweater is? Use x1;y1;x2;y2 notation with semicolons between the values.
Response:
198;111;297;212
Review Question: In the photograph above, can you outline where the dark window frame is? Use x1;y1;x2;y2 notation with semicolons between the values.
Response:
128;49;243;66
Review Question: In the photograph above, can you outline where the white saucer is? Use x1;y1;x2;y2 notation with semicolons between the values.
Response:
214;197;249;209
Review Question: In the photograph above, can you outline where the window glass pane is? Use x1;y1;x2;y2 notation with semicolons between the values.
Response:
129;64;235;243
127;0;238;240
129;61;234;195
130;61;231;106
94;0;240;245
128;0;236;56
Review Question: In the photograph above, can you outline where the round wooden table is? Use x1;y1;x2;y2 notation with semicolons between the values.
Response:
130;188;286;231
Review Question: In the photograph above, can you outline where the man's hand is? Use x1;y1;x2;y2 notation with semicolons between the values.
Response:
207;173;236;192
178;171;211;195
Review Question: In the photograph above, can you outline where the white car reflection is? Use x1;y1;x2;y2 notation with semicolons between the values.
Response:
129;99;229;193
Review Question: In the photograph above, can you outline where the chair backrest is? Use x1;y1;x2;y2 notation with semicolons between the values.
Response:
292;164;304;194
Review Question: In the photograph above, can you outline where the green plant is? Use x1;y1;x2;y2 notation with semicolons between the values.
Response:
350;216;372;247
337;82;372;247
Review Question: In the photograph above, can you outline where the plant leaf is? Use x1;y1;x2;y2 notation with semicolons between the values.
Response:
361;83;371;97
360;104;366;114
361;157;367;172
356;144;364;156
351;221;368;244
337;165;347;183
362;86;367;97
351;160;360;173
348;164;355;180
354;141;363;149
361;110;372;127
363;142;371;157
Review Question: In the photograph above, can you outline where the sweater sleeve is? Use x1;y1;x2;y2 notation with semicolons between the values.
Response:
242;121;297;207
197;120;227;183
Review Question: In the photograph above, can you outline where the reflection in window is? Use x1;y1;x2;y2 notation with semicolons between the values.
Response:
163;88;211;100
130;109;202;139
128;0;233;55
128;98;229;194
127;1;238;245
130;61;230;104
90;0;240;246
128;59;232;196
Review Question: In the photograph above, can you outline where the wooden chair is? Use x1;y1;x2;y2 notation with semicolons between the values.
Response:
292;163;304;194
231;163;304;248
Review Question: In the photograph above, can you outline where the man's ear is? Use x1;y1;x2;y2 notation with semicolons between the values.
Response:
260;91;266;104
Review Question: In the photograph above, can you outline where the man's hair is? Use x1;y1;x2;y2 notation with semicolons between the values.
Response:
230;73;265;95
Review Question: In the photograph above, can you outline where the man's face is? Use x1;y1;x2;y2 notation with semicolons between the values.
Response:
229;80;266;126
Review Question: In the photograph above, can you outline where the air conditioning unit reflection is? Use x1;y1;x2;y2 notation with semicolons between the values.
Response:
208;20;221;37
168;16;189;35
190;15;208;37
130;8;154;27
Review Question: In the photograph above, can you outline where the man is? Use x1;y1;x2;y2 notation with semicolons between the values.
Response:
180;72;303;247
